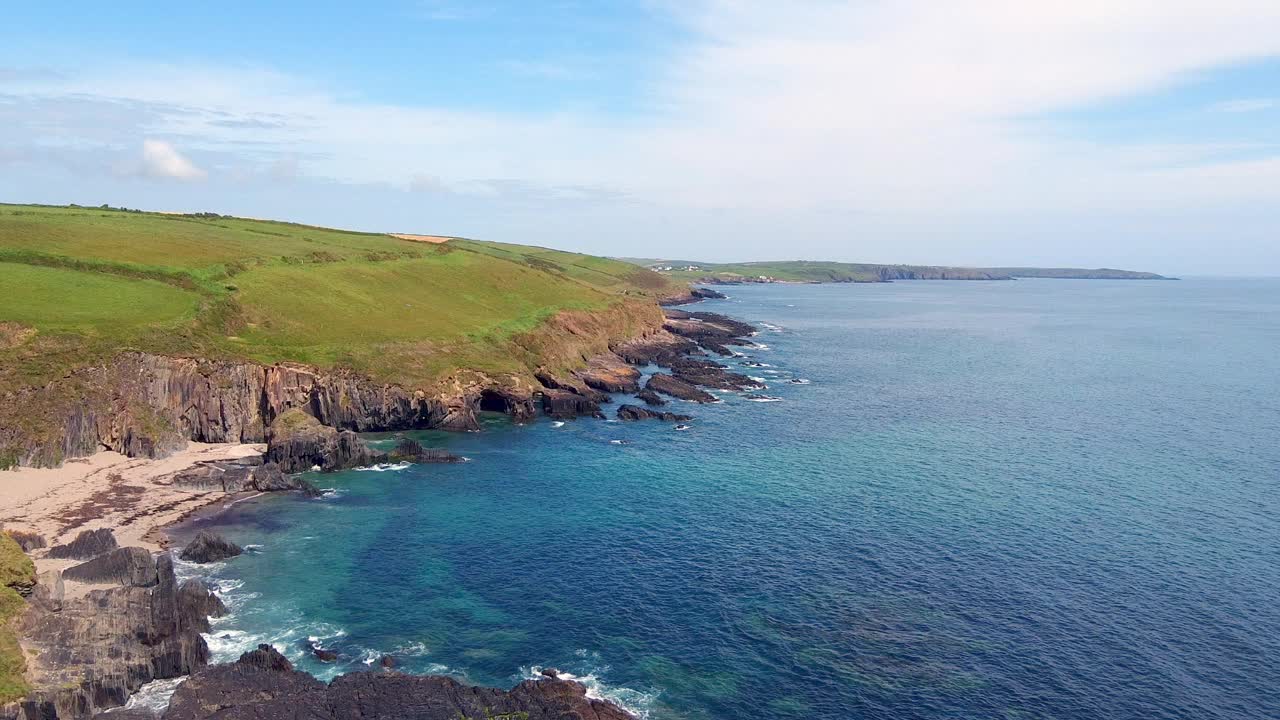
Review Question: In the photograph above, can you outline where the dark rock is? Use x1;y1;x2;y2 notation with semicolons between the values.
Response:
239;644;295;673
672;366;763;392
250;462;322;496
378;655;397;669
535;371;610;403
16;549;222;718
46;528;118;560
541;668;560;678
634;389;666;406
616;405;693;422
540;389;605;419
389;438;465;464
691;287;728;299
314;648;338;663
264;409;385;473
63;546;159;587
179;531;243;564
645;374;717;403
476;387;538;423
164;646;636;720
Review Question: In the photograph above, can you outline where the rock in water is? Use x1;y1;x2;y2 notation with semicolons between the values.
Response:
264;408;385;473
616;404;693;422
164;643;636;719
645;374;717;403
389;438;464;464
180;531;243;564
46;527;118;559
540;389;605;419
635;388;666;406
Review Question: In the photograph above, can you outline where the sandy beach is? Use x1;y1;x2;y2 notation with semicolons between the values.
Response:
1;442;263;581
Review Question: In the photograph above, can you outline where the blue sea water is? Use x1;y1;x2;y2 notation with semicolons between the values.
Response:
175;279;1280;719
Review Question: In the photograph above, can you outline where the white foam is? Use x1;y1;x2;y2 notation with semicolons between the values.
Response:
551;421;565;428
354;462;412;472
746;396;783;402
112;676;186;715
523;665;656;720
749;376;767;383
789;378;811;385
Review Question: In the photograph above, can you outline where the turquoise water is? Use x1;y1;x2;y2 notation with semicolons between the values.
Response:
176;279;1280;719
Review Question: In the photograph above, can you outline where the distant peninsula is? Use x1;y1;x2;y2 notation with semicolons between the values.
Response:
621;259;1171;284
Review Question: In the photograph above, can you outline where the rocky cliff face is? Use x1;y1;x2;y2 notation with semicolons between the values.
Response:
3;301;671;469
9;548;224;720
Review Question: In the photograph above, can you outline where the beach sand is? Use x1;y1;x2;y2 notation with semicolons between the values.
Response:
1;442;264;592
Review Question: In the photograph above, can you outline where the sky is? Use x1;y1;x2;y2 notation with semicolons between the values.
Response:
2;1;1279;275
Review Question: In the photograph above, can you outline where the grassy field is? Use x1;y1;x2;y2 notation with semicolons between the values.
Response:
0;204;678;392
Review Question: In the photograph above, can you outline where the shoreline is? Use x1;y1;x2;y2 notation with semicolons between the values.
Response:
3;296;761;719
1;442;264;595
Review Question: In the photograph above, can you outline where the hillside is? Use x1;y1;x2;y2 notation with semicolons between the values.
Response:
624;258;1169;283
0;204;681;465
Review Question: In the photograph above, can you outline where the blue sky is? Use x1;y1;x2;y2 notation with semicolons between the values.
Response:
2;1;1279;274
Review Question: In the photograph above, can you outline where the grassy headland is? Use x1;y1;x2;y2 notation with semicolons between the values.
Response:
0;204;678;396
623;258;1168;283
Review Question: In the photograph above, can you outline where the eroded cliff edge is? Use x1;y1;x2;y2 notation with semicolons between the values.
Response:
1;299;686;469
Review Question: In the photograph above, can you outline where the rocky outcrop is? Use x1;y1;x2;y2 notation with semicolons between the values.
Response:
14;553;224;719
179;532;242;564
574;355;642;394
170;457;320;496
162;645;634;720
46;529;117;561
691;287;728;299
616;405;692;422
540;390;605;419
264;410;384;473
645;374;717;404
672;365;763;392
62;547;158;587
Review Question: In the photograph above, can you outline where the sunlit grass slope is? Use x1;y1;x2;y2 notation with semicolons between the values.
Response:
0;204;677;391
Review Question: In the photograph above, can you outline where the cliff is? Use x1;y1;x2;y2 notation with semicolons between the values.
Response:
1;299;669;469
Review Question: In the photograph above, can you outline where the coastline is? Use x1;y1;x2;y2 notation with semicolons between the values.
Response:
2;295;765;719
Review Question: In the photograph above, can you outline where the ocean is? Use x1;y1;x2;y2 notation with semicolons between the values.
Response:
172;278;1280;719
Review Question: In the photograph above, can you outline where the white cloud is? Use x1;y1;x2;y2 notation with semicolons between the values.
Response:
141;139;206;181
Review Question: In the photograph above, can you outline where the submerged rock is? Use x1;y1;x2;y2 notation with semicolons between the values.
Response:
616;404;693;422
163;643;635;720
179;531;243;564
46;528;118;560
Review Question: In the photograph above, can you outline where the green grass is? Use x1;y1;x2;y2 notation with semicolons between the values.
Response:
0;263;200;334
0;204;678;392
0;534;33;703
